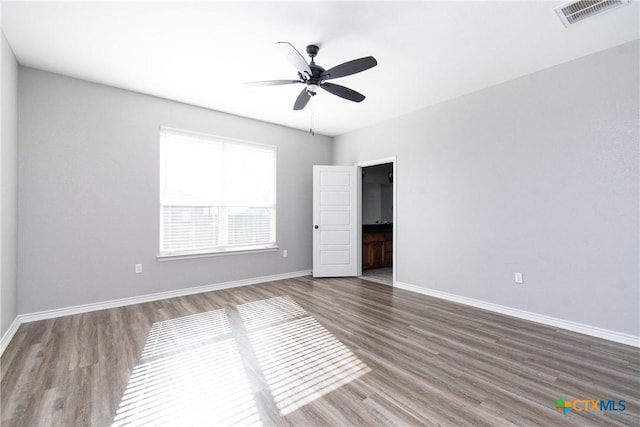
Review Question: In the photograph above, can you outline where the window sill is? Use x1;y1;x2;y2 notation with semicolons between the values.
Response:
157;245;280;261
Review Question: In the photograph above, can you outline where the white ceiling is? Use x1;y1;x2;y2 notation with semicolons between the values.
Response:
2;1;638;136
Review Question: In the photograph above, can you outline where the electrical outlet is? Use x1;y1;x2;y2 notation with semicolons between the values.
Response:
135;264;143;274
283;249;288;257
515;272;523;284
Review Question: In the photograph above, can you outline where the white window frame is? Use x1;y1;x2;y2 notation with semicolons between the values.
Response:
157;127;277;260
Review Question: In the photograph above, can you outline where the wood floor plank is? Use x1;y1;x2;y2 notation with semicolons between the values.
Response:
2;276;639;426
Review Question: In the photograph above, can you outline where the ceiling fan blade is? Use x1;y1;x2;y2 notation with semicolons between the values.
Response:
321;82;366;102
244;80;301;87
293;88;311;110
320;56;377;80
276;42;312;78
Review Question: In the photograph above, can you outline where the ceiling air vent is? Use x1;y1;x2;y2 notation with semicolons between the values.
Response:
555;0;630;27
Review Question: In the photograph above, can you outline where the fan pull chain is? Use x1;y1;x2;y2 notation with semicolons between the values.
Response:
309;106;315;136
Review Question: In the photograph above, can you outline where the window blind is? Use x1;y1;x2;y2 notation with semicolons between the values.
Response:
160;128;276;255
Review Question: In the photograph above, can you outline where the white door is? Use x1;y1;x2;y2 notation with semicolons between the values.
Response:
313;165;358;277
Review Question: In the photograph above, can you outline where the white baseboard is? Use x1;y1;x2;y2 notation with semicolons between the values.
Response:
0;316;21;356
395;281;639;348
19;270;311;324
8;273;636;354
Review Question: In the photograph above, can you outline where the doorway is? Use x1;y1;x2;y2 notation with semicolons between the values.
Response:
359;159;395;286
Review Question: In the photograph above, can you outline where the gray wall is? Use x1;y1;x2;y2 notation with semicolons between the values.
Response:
363;184;382;225
380;184;392;224
1;30;19;336
363;183;393;225
363;163;393;224
18;68;332;314
334;41;639;337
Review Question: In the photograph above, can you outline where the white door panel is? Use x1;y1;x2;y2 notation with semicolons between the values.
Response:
320;191;350;205
320;230;350;245
320;211;350;225
319;171;350;186
320;250;351;265
313;165;358;277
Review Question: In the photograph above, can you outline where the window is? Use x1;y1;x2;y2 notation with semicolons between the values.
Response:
159;127;276;257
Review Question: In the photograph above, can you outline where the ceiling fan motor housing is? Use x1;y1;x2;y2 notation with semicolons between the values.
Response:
304;45;325;89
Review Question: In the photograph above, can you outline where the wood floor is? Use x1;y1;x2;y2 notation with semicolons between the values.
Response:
2;276;639;426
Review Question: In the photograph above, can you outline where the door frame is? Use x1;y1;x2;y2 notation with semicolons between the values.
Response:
356;156;397;285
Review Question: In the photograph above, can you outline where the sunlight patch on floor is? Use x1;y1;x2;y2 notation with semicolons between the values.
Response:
113;296;370;424
239;296;371;415
237;295;307;330
112;310;260;426
141;309;231;359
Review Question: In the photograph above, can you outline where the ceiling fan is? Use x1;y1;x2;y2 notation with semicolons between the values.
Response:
245;42;377;111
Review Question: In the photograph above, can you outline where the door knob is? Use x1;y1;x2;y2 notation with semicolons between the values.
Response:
314;225;319;229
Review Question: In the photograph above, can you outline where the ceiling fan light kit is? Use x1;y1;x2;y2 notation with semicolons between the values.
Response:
245;42;377;111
